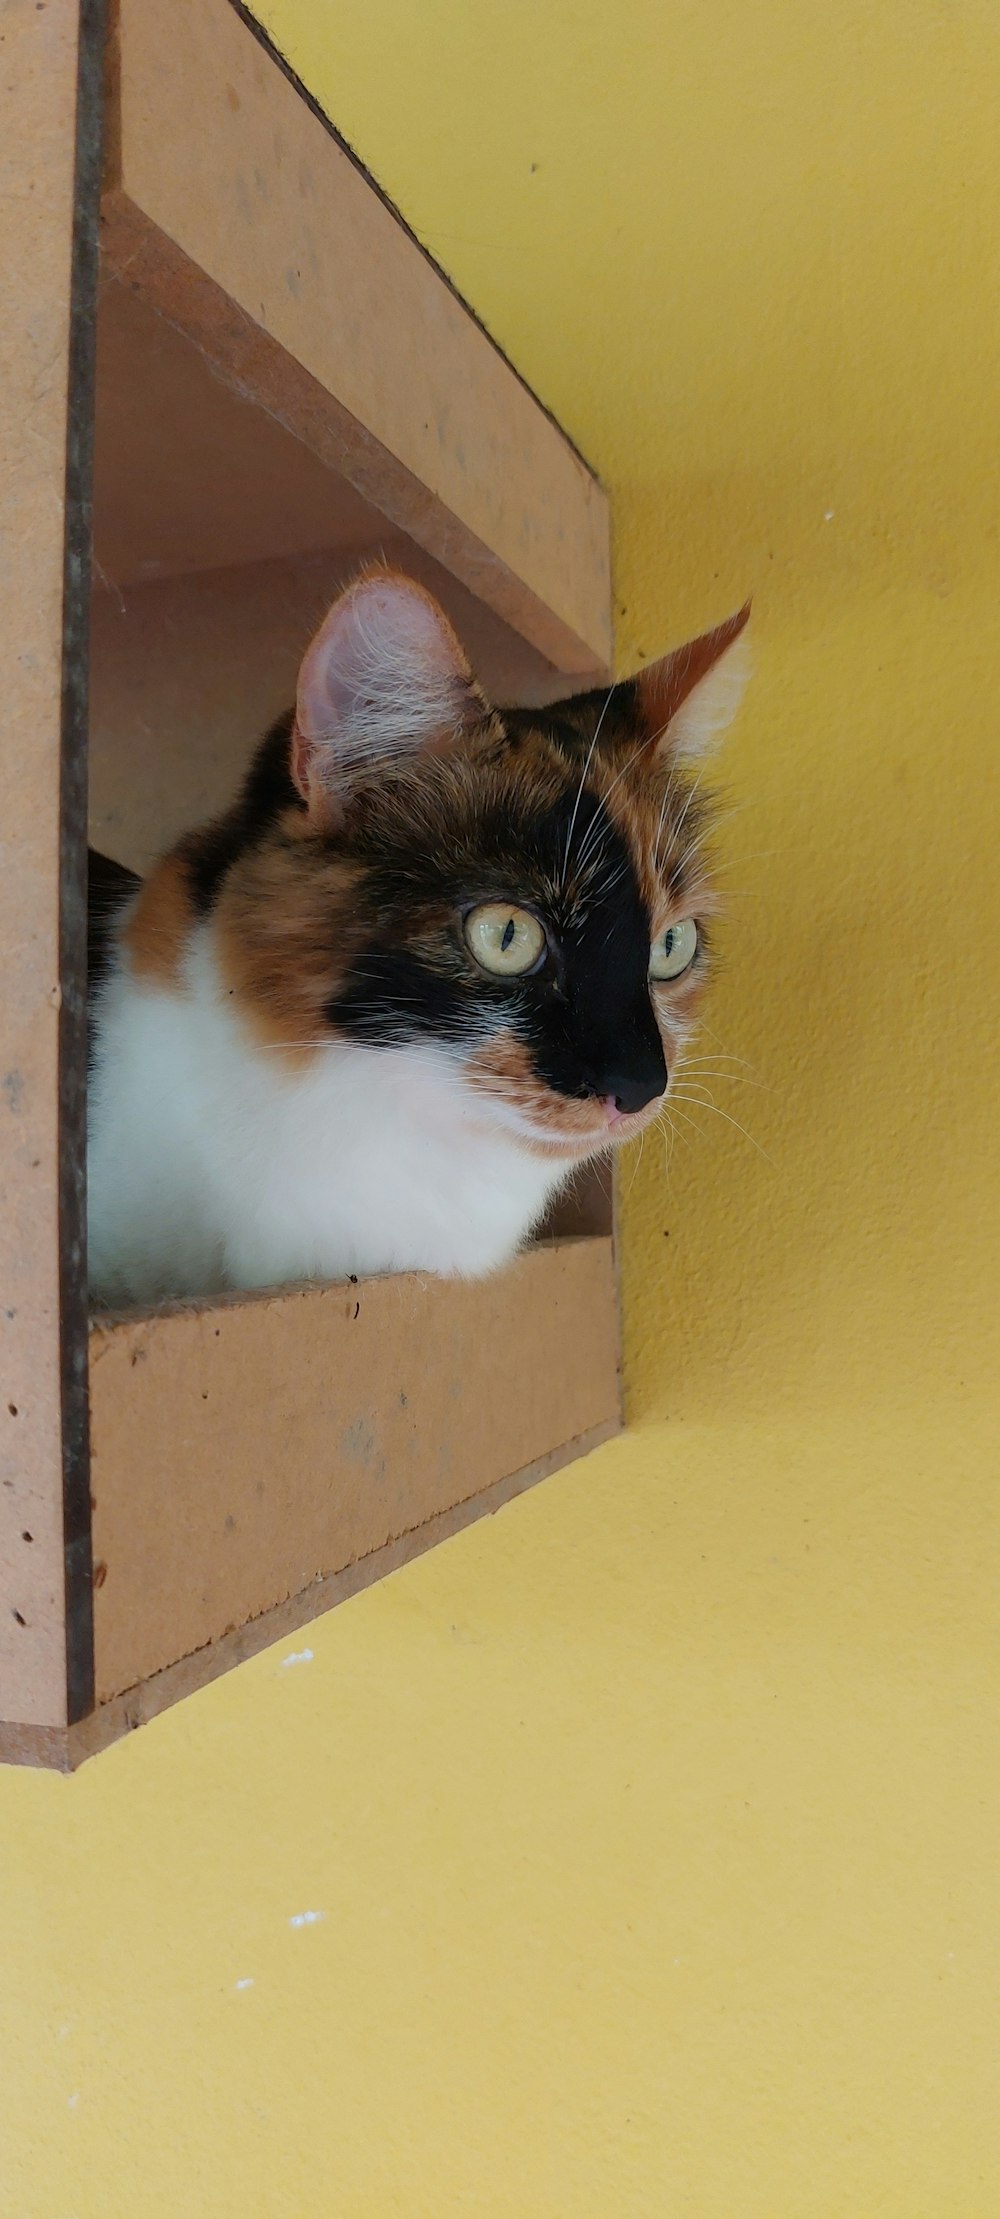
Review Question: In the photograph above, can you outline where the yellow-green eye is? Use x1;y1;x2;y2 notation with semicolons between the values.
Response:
649;917;698;981
464;903;547;977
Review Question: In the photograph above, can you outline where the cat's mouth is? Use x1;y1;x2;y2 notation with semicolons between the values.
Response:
480;1091;667;1158
462;1038;668;1156
551;1100;665;1156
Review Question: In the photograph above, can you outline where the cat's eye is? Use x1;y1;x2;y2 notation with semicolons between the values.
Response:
464;903;547;977
649;918;699;981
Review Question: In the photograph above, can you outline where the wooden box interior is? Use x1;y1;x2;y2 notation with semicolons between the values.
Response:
84;271;620;1744
0;0;618;1770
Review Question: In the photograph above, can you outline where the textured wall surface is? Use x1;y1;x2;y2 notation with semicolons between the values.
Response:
3;3;999;2211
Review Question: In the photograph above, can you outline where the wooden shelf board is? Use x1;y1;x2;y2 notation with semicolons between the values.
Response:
102;0;612;679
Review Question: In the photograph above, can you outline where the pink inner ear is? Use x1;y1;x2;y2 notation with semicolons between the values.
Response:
636;601;752;742
296;572;472;744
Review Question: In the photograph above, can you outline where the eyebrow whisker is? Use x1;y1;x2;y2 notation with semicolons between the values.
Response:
561;687;615;889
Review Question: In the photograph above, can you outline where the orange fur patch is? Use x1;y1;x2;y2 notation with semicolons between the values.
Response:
212;819;366;1062
124;854;194;988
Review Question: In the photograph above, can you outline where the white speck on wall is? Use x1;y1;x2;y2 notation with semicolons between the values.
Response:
280;1648;314;1668
67;2093;80;2111
288;1910;325;1928
824;510;835;521
234;1977;255;1991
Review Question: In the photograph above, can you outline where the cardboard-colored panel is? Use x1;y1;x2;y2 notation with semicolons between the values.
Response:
0;2;82;1731
93;274;386;588
102;0;612;677
0;1412;616;1770
90;1238;620;1703
92;275;593;663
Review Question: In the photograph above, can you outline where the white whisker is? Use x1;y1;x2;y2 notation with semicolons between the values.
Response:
654;1103;691;1159
651;768;689;875
574;746;653;874
561;687;615;888
667;764;709;853
693;1023;764;1077
626;1127;647;1197
668;1090;776;1166
675;1064;772;1092
659;1100;704;1144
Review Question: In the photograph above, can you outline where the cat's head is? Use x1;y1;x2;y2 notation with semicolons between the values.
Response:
212;569;751;1159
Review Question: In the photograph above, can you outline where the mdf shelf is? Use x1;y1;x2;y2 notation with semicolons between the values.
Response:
0;0;618;1770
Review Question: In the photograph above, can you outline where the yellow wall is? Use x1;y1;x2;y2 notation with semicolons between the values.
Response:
3;3;999;2211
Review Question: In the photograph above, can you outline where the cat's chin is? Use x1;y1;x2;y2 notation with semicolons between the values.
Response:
475;1096;666;1161
538;1112;663;1160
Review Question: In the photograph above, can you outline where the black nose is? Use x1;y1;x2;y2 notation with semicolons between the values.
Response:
588;1030;668;1115
606;1068;667;1115
577;1001;668;1116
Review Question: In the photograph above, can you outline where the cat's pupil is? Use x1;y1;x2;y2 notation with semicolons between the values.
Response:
500;917;516;952
663;929;674;954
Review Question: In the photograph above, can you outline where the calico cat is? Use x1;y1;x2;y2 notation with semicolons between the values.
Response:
87;569;750;1305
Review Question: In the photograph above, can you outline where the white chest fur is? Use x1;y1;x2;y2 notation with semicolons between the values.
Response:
87;931;570;1304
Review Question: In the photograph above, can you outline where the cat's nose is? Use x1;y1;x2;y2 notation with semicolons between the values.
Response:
605;1069;667;1116
582;1011;668;1117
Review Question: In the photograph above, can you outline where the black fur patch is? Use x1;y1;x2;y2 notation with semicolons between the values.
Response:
87;848;139;988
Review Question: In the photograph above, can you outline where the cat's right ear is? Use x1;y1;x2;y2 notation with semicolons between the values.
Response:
292;570;482;825
634;602;752;762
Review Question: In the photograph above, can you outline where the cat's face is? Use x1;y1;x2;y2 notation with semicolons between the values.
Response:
210;572;750;1160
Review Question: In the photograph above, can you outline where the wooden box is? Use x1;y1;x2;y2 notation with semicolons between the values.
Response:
0;0;619;1769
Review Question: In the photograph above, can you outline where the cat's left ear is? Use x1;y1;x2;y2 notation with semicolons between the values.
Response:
634;601;752;761
292;569;484;824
